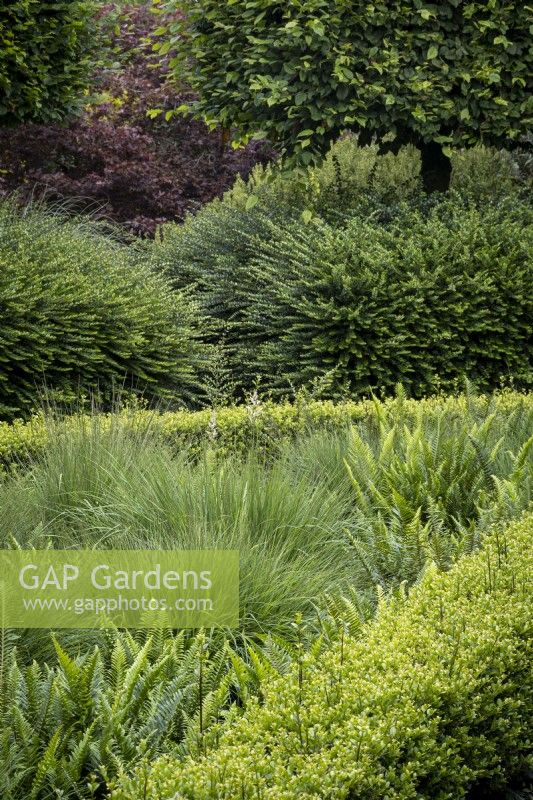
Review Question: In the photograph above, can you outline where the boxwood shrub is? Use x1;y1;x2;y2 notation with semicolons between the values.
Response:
111;510;533;800
1;389;531;468
0;201;207;420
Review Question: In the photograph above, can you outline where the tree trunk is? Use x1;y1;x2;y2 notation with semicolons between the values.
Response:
420;140;452;193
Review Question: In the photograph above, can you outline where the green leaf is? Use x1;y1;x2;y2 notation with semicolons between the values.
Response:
245;195;259;211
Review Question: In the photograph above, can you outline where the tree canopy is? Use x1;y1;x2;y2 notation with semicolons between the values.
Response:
158;0;533;189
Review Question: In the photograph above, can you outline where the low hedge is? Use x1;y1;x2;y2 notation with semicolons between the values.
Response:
111;510;533;800
0;201;207;420
1;389;532;469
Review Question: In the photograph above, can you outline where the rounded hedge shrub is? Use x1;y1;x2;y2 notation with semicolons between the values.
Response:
148;140;426;392
0;0;101;124
152;183;533;400
0;201;207;420
112;510;533;799
248;197;533;397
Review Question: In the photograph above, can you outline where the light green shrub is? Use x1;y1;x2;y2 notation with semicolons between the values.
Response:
221;138;423;221
450;146;523;202
210;139;528;222
1;390;532;469
0;201;208;420
112;511;533;800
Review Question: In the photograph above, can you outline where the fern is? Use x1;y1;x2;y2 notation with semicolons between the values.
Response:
0;631;247;799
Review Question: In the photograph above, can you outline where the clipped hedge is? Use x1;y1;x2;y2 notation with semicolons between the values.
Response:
111;510;533;800
1;389;532;469
0;201;207;420
0;0;100;124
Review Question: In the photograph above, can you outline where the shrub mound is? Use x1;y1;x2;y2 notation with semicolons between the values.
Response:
151;145;533;399
246;197;533;397
112;510;533;800
0;201;206;420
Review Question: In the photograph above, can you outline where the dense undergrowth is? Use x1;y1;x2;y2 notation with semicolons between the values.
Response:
0;200;206;420
0;390;532;798
1;4;532;800
0;141;531;421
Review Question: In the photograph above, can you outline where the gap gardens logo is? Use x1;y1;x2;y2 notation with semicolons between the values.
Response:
0;550;239;629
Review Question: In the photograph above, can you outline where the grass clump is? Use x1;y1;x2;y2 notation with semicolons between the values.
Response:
0;417;356;638
1;390;532;637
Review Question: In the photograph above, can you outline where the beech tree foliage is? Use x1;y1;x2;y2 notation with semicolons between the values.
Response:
157;0;533;190
0;0;99;124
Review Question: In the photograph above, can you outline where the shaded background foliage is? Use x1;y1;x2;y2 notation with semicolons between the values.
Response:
0;3;271;236
0;0;100;124
157;0;533;191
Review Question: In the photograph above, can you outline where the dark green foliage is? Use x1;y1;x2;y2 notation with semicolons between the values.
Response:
0;201;207;420
148;140;424;391
158;0;533;170
150;145;533;400
245;198;533;398
0;1;101;124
